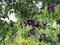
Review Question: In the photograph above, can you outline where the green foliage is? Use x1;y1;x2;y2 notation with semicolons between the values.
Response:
0;0;60;45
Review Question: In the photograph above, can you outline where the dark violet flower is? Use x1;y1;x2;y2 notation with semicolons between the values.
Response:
38;34;46;42
30;29;35;35
40;34;46;40
28;31;31;36
48;5;54;13
42;21;47;26
34;23;40;28
27;19;34;26
28;28;35;36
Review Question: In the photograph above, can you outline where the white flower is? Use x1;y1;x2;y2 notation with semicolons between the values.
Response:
11;8;15;11
0;12;17;23
0;2;2;4
36;2;43;9
0;18;10;22
2;5;6;9
16;0;19;3
2;0;7;5
0;0;7;5
33;1;43;9
33;1;36;4
8;12;17;22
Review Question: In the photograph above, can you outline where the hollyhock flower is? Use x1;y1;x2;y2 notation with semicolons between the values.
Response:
48;5;54;13
27;19;34;26
34;23;40;28
7;12;17;22
1;12;17;22
36;2;43;9
0;17;10;22
28;28;35;36
42;21;47;26
40;34;46;40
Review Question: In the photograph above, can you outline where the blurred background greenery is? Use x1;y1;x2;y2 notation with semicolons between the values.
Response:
0;0;60;45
